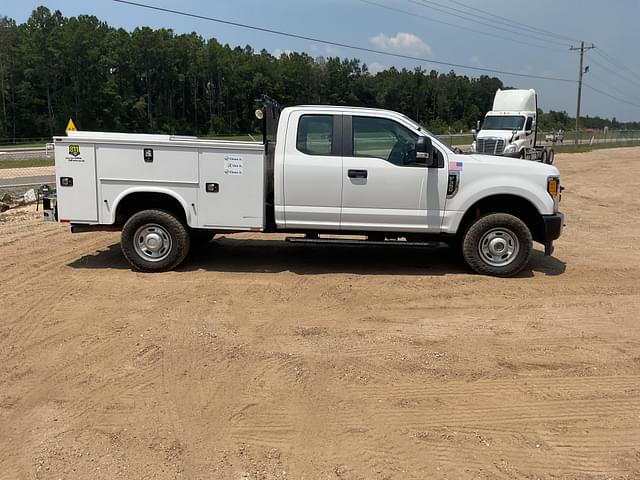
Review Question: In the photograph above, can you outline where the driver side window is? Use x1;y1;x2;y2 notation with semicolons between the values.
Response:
352;116;418;166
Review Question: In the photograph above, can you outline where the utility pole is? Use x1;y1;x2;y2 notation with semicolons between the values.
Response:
570;42;595;144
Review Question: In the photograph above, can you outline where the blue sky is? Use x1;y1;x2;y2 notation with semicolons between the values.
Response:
3;0;640;121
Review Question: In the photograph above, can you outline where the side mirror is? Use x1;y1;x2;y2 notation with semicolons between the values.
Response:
416;137;435;167
471;128;477;140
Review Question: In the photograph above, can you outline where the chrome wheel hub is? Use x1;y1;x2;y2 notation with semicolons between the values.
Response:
134;224;172;262
479;227;519;267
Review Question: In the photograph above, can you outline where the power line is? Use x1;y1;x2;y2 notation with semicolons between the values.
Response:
405;0;569;47
587;56;640;90
358;0;564;53
593;49;640;84
586;70;640;105
445;0;581;44
583;83;640;109
112;0;577;83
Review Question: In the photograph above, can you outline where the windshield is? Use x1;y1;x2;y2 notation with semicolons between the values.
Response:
482;115;525;131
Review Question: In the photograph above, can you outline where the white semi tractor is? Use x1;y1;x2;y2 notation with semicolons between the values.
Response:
44;100;564;277
471;89;555;164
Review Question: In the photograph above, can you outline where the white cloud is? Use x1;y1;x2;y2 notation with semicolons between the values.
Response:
368;62;387;75
272;48;292;58
310;44;342;57
369;33;432;57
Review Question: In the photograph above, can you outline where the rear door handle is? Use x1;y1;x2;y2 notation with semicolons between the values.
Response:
348;169;368;179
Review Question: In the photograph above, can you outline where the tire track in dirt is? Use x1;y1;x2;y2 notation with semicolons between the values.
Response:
2;147;640;479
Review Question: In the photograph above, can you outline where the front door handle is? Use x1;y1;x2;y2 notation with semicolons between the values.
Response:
348;169;368;179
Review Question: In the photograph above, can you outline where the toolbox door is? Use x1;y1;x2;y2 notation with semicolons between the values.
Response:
55;142;98;222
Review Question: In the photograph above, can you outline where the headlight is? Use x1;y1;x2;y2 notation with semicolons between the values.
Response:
504;144;517;153
547;176;561;212
547;176;560;198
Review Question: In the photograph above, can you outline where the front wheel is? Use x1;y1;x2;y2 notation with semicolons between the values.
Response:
121;209;190;272
462;213;532;277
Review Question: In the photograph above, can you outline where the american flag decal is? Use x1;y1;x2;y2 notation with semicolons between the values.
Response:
449;161;463;171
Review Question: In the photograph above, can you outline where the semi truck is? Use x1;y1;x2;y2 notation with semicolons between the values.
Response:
44;101;564;277
471;89;555;164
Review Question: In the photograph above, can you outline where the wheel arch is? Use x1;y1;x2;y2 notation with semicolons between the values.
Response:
456;194;545;244
112;188;192;227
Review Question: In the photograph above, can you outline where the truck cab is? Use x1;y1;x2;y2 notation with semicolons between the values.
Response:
274;106;449;233
471;89;539;159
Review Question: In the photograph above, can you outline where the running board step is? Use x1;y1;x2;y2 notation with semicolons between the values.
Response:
285;237;440;247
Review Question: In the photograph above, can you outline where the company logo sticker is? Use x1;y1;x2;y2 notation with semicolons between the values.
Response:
69;144;80;157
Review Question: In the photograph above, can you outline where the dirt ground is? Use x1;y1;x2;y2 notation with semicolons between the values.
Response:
1;147;639;480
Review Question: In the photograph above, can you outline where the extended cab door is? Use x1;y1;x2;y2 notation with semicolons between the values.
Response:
341;115;447;232
282;113;343;229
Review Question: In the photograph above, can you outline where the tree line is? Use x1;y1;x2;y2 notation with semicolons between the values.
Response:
0;7;637;142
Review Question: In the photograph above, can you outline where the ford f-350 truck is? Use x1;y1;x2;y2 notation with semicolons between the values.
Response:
45;102;564;277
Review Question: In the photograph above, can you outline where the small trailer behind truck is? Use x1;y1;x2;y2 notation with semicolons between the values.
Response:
45;101;564;277
471;89;555;164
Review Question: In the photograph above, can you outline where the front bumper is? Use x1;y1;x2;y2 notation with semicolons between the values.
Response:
502;150;522;158
474;150;521;158
541;212;564;255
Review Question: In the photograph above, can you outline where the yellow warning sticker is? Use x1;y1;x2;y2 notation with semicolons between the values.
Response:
65;118;77;133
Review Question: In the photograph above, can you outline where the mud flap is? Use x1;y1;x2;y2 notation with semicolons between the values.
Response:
544;242;554;256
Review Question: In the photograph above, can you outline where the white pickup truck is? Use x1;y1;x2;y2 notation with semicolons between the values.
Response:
45;102;564;276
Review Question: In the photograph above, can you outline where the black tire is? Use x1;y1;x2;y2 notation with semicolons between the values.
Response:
541;150;548;164
519;149;525;159
462;213;532;277
547;149;555;165
121;209;190;272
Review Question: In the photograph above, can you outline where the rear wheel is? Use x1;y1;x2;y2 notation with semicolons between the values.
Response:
462;213;532;277
121;209;190;272
541;149;548;164
547;149;555;165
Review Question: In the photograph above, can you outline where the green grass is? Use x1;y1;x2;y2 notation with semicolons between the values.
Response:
0;158;54;169
0;142;48;149
438;134;474;147
553;142;640;154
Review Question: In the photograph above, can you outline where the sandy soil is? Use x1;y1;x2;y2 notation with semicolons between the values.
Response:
1;147;639;480
0;166;54;180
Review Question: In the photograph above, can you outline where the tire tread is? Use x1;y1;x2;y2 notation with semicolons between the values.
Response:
462;213;532;277
121;209;190;272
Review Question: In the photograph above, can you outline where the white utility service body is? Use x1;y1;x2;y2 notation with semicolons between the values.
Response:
54;132;266;230
48;104;564;276
471;89;554;163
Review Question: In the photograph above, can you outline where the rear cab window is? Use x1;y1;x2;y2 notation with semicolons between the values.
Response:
296;115;334;155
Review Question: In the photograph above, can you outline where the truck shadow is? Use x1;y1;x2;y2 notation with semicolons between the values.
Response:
68;237;566;277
